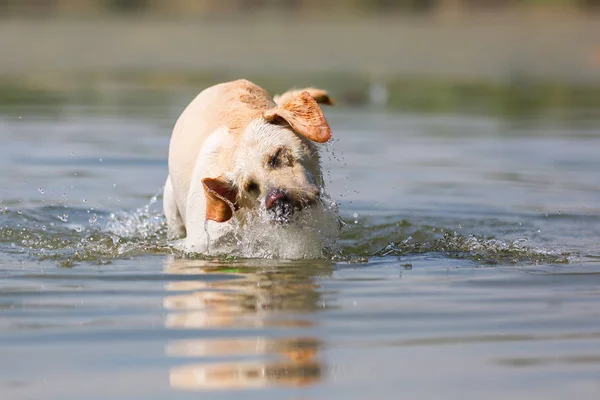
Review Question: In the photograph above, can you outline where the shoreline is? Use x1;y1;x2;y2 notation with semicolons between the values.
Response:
1;15;598;83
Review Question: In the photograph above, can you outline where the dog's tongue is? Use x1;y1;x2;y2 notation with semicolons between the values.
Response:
265;190;287;210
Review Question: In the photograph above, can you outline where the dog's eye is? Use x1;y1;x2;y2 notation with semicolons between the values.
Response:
245;181;259;194
268;148;283;169
268;147;293;169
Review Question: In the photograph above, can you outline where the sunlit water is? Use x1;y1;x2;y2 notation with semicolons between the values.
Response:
1;103;600;399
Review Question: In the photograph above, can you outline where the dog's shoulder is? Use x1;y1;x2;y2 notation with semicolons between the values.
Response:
228;79;273;110
208;80;274;135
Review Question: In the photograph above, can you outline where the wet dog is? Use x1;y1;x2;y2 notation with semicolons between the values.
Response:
163;79;335;256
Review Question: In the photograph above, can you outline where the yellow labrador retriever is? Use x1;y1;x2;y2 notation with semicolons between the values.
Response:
163;79;335;255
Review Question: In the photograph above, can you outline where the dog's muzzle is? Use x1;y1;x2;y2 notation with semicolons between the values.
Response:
265;189;293;223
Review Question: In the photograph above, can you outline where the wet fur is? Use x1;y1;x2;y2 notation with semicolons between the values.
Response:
229;120;322;212
163;79;334;256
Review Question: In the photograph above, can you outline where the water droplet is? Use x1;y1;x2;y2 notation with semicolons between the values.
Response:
57;213;69;222
17;209;22;215
41;225;47;231
71;152;75;156
89;214;97;225
353;213;358;218
82;199;87;203
74;226;82;233
99;158;103;162
38;188;44;195
74;172;78;176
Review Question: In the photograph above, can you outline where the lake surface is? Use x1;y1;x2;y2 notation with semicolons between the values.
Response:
1;95;600;399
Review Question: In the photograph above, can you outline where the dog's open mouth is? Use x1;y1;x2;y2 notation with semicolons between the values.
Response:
264;188;321;225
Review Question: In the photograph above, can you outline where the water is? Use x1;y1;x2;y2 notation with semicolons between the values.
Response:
1;98;600;399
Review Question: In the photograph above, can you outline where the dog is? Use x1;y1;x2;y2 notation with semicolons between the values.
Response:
163;79;336;257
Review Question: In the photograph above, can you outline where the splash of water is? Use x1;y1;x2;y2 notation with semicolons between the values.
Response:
366;230;572;265
105;194;166;240
0;192;171;266
175;194;342;260
231;195;342;259
0;191;574;266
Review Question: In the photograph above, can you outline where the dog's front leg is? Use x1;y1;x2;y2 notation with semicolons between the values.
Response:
183;128;237;255
163;175;186;239
184;179;236;255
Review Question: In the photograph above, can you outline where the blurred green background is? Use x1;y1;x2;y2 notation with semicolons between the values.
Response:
1;0;599;16
1;0;599;119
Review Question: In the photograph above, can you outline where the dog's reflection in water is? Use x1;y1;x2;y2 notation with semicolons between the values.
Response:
163;256;333;391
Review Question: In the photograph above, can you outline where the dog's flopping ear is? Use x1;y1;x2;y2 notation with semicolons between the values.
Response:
202;176;238;223
274;88;335;107
264;91;332;143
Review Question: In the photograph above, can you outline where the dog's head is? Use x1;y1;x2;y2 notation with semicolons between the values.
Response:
202;91;333;224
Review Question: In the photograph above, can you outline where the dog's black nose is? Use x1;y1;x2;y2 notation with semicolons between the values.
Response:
265;189;293;221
